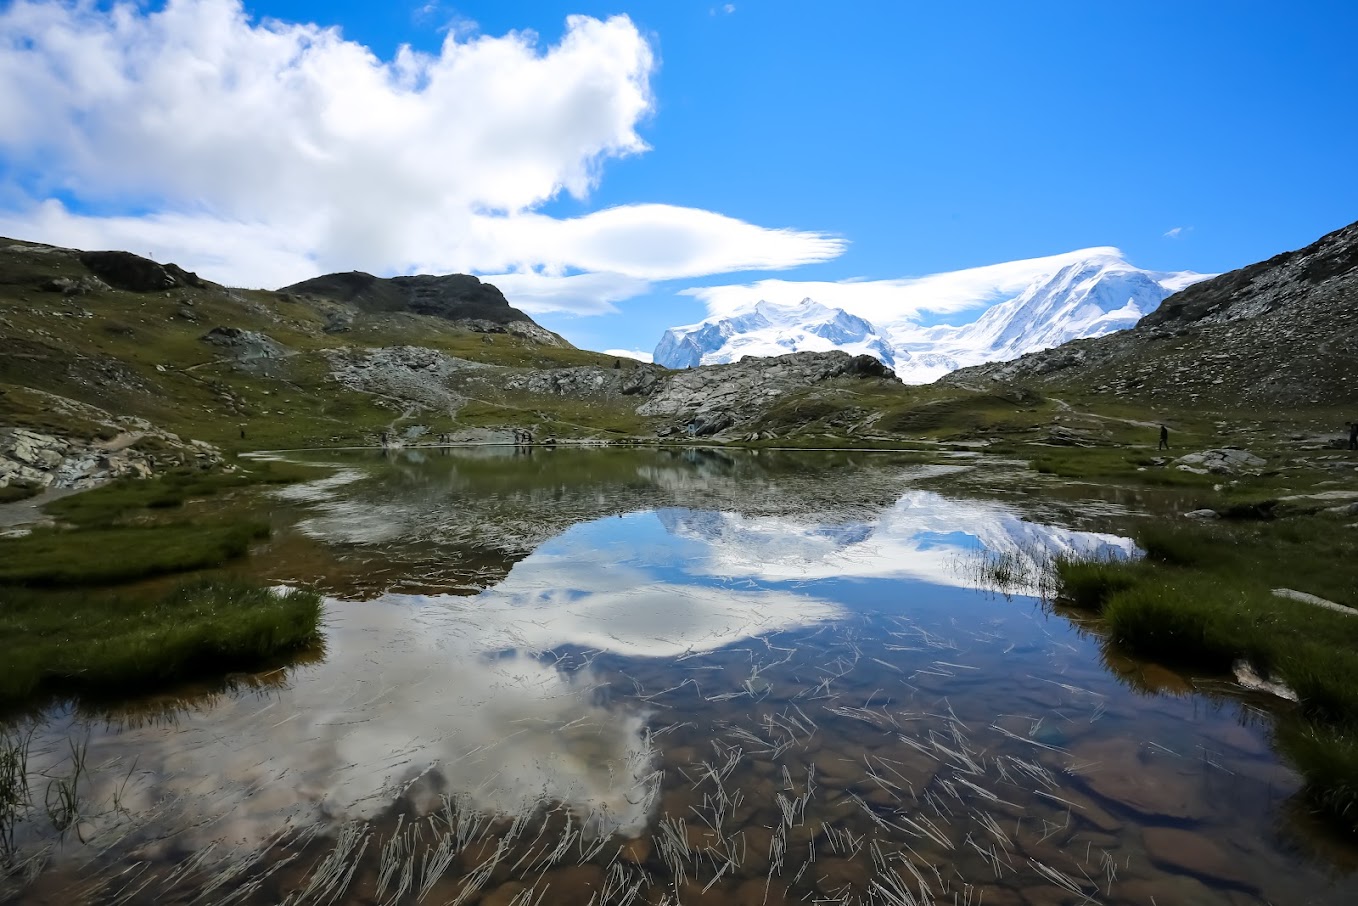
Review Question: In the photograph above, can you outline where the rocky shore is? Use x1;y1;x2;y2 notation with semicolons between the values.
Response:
1;423;221;493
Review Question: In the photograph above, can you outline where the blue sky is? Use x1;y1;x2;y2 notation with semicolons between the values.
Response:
2;1;1355;356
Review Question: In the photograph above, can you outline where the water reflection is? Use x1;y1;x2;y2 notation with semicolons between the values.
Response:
658;490;1136;593
4;450;1355;905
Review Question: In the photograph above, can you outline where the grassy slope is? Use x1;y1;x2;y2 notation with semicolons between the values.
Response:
0;259;634;450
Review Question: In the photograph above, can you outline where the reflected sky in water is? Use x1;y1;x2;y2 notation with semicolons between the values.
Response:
10;449;1352;906
21;480;1134;855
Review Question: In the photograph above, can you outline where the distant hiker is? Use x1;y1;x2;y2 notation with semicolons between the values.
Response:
524;430;533;445
1349;421;1358;450
380;431;388;446
239;425;245;440
1158;425;1170;451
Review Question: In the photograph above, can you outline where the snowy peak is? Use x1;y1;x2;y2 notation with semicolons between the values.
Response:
655;251;1210;382
946;257;1182;360
656;298;899;370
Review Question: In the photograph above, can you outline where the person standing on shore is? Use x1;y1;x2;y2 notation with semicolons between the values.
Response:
1158;424;1170;451
1348;421;1357;450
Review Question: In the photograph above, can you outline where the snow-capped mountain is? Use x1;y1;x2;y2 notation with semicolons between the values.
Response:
654;251;1210;383
654;299;898;369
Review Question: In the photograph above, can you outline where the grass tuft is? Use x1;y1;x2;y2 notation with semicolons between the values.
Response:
0;578;323;707
1275;719;1358;832
1134;523;1216;567
1053;556;1139;610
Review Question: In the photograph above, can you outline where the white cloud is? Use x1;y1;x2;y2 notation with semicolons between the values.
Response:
0;0;842;302
480;270;650;317
1163;226;1190;239
602;348;653;362
683;247;1126;326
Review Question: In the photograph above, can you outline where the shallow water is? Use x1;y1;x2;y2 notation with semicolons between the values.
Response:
3;447;1355;904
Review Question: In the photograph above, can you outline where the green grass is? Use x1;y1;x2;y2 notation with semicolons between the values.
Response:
1028;446;1219;487
1053;514;1358;830
877;391;1047;437
0;578;323;706
1133;522;1218;567
0;521;270;585
1052;556;1140;609
1275;719;1358;831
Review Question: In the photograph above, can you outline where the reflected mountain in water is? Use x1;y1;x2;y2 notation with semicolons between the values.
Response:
25;479;1135;856
10;449;1352;906
269;447;972;596
659;490;1137;593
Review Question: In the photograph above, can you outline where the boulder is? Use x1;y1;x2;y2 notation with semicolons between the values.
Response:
688;411;734;437
1173;448;1266;475
201;326;290;362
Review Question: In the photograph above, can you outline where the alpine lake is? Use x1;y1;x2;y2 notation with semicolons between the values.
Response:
3;446;1356;905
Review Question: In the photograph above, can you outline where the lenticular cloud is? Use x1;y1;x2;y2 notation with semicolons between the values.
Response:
0;0;842;303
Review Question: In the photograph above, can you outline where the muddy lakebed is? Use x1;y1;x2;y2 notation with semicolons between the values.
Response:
3;447;1356;905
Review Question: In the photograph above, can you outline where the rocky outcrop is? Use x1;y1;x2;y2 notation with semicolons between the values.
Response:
323;346;896;439
78;250;206;292
201;326;291;373
325;346;487;410
945;219;1358;409
281;271;566;346
1;425;221;492
41;275;110;296
500;362;666;399
639;351;896;436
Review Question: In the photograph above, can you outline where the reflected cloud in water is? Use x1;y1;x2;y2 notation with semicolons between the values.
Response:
659;489;1138;592
19;482;1135;876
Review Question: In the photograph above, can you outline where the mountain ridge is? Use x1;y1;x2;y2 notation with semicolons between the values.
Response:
654;252;1208;382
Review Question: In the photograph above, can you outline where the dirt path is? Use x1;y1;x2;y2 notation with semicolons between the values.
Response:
1049;397;1162;430
0;486;76;531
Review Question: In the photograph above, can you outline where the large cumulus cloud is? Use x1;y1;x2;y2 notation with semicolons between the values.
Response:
0;0;843;309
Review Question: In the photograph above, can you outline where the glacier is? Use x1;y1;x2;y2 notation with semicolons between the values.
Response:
654;251;1210;383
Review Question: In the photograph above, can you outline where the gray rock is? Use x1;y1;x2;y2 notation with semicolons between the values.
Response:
1173;448;1266;475
1046;425;1103;446
201;326;288;359
687;411;734;437
40;275;109;296
639;350;895;437
1184;508;1220;520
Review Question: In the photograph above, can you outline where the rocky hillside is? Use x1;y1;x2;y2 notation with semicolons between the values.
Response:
945;219;1358;410
0;237;921;469
325;345;899;440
